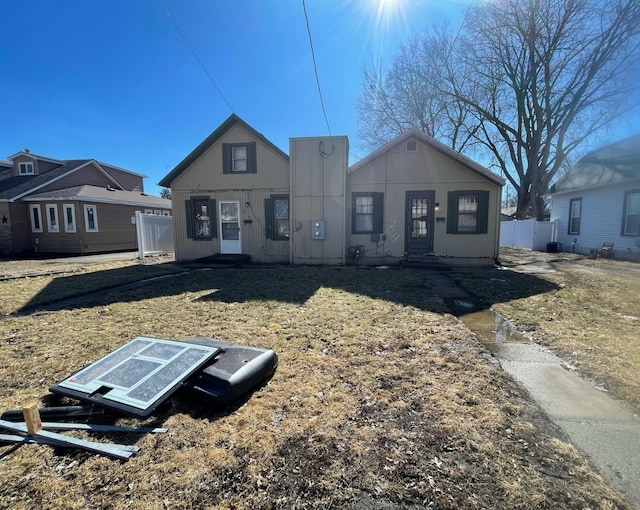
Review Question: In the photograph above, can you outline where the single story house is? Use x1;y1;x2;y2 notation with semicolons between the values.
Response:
549;134;640;259
159;114;504;266
0;150;172;256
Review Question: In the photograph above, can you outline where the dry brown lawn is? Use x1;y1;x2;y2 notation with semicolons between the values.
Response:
451;247;640;416
0;257;632;509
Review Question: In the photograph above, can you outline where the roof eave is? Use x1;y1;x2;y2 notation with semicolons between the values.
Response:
158;113;289;188
349;128;505;186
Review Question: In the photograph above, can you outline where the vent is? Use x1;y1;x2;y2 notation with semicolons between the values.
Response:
406;140;417;152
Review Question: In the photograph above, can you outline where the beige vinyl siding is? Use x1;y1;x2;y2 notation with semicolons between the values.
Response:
289;137;349;265
171;124;290;192
173;189;289;263
348;139;501;262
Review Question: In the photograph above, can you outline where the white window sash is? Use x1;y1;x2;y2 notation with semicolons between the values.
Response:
46;204;59;233
63;204;76;233
29;204;43;233
83;204;99;232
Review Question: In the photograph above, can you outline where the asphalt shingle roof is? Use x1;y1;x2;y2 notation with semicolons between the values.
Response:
0;159;92;200
550;134;640;194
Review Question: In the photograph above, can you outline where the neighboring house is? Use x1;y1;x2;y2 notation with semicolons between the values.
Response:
0;150;172;256
549;134;640;259
159;115;504;266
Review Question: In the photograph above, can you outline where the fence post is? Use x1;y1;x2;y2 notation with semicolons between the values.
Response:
136;211;144;260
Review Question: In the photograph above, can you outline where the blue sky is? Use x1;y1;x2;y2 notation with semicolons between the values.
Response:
1;0;467;196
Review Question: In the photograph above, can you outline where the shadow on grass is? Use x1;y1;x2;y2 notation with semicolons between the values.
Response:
14;264;185;314
16;263;559;317
446;266;560;311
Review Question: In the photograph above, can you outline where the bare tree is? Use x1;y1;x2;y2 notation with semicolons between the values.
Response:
356;26;480;153
357;0;640;219
160;187;171;200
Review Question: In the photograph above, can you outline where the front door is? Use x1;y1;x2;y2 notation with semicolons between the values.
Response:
405;190;435;256
219;201;241;254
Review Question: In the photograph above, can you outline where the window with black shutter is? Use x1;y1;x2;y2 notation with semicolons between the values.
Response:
446;190;490;234
351;192;384;234
264;195;290;240
222;142;257;174
186;196;217;240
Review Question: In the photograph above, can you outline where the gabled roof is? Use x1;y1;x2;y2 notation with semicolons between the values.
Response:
349;128;505;186
550;134;640;194
24;185;172;208
7;151;64;164
158;113;289;188
0;159;124;201
0;159;12;168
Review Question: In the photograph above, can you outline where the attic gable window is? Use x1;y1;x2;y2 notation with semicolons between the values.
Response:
222;142;257;174
232;146;247;171
406;140;417;152
19;162;34;175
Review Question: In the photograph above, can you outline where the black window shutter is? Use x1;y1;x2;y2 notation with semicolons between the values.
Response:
477;190;490;234
185;199;194;238
373;192;384;233
222;144;232;174
447;191;457;234
247;142;257;173
264;198;274;240
209;199;218;238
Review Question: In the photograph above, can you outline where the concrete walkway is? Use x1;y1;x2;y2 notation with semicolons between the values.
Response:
421;269;640;509
498;343;640;508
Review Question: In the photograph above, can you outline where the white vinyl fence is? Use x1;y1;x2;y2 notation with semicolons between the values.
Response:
500;218;553;251
135;211;174;259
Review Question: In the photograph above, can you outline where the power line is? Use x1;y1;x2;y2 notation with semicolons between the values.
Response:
302;0;333;138
157;0;234;113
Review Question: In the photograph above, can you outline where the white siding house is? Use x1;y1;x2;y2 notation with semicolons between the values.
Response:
549;135;640;259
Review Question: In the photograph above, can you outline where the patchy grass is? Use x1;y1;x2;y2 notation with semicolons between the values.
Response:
452;247;640;416
0;259;183;316
0;261;631;509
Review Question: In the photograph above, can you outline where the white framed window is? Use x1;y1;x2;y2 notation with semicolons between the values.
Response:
232;146;247;172
457;194;479;233
29;204;43;232
622;190;640;236
162;210;171;217
19;162;34;175
63;204;76;233
46;204;59;233
83;204;99;232
144;209;153;214
568;198;581;235
154;209;161;215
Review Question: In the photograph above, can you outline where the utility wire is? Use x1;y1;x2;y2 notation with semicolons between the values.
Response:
157;0;234;113
302;0;333;138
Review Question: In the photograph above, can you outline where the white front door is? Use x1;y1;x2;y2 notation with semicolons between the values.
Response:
219;201;241;254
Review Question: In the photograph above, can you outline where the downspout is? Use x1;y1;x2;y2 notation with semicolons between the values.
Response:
289;140;294;265
495;185;502;264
